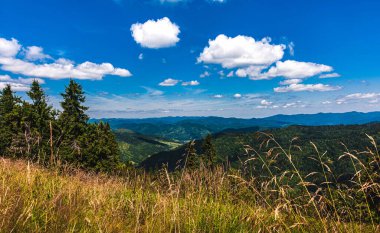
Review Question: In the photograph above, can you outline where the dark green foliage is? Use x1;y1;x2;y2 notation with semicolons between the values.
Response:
114;129;181;164
202;134;217;167
141;124;380;173
78;122;122;172
0;85;22;156
59;80;89;140
184;140;200;169
25;80;56;162
0;80;122;172
57;80;90;163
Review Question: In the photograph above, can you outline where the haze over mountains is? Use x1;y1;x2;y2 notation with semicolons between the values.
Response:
94;111;380;141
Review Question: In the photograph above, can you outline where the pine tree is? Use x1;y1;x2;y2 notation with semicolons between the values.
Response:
26;80;55;162
0;85;21;155
184;140;199;169
0;84;17;116
202;134;217;168
59;80;89;137
58;80;89;163
27;80;54;131
79;122;122;172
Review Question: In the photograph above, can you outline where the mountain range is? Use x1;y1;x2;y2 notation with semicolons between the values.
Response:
93;111;380;142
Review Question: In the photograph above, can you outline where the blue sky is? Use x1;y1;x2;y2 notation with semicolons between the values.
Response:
0;0;380;118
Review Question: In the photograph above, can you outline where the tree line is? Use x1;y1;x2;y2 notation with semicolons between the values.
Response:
0;80;122;172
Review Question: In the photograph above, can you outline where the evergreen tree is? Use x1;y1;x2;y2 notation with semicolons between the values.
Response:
0;84;17;116
26;80;55;162
0;80;123;172
27;80;54;131
59;80;89;138
0;85;21;155
79;122;122;172
184;140;199;169
202;134;217;168
58;80;89;163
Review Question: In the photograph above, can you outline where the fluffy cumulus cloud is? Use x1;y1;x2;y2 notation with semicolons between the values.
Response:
197;34;340;93
24;46;52;61
198;35;285;68
336;93;380;104
0;74;45;91
131;17;180;49
0;37;132;80
274;83;341;93
159;78;180;86
235;65;266;79
0;38;21;57
262;60;333;79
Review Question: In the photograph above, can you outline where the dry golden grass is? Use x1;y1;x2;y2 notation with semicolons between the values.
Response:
0;155;378;233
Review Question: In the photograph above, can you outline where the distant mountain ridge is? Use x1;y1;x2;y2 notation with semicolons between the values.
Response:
92;111;380;141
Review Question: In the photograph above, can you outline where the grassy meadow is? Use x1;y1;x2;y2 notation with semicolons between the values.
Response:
1;133;379;233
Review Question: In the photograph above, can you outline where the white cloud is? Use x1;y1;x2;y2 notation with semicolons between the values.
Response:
260;99;273;106
24;46;52;61
0;57;132;80
0;74;12;81
159;78;180;86
233;93;242;98
197;35;338;90
213;94;223;98
197;35;285;69
182;80;200;86
0;37;132;80
200;71;210;78
0;82;29;92
138;53;144;60
319;73;341;78
0;74;45;92
235;65;265;78
279;78;303;85
336;93;380;104
0;38;21;57
16;77;45;84
262;60;333;79
131;17;180;49
274;83;341;93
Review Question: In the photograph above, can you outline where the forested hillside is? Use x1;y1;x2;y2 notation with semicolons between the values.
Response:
142;123;380;174
114;129;181;164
